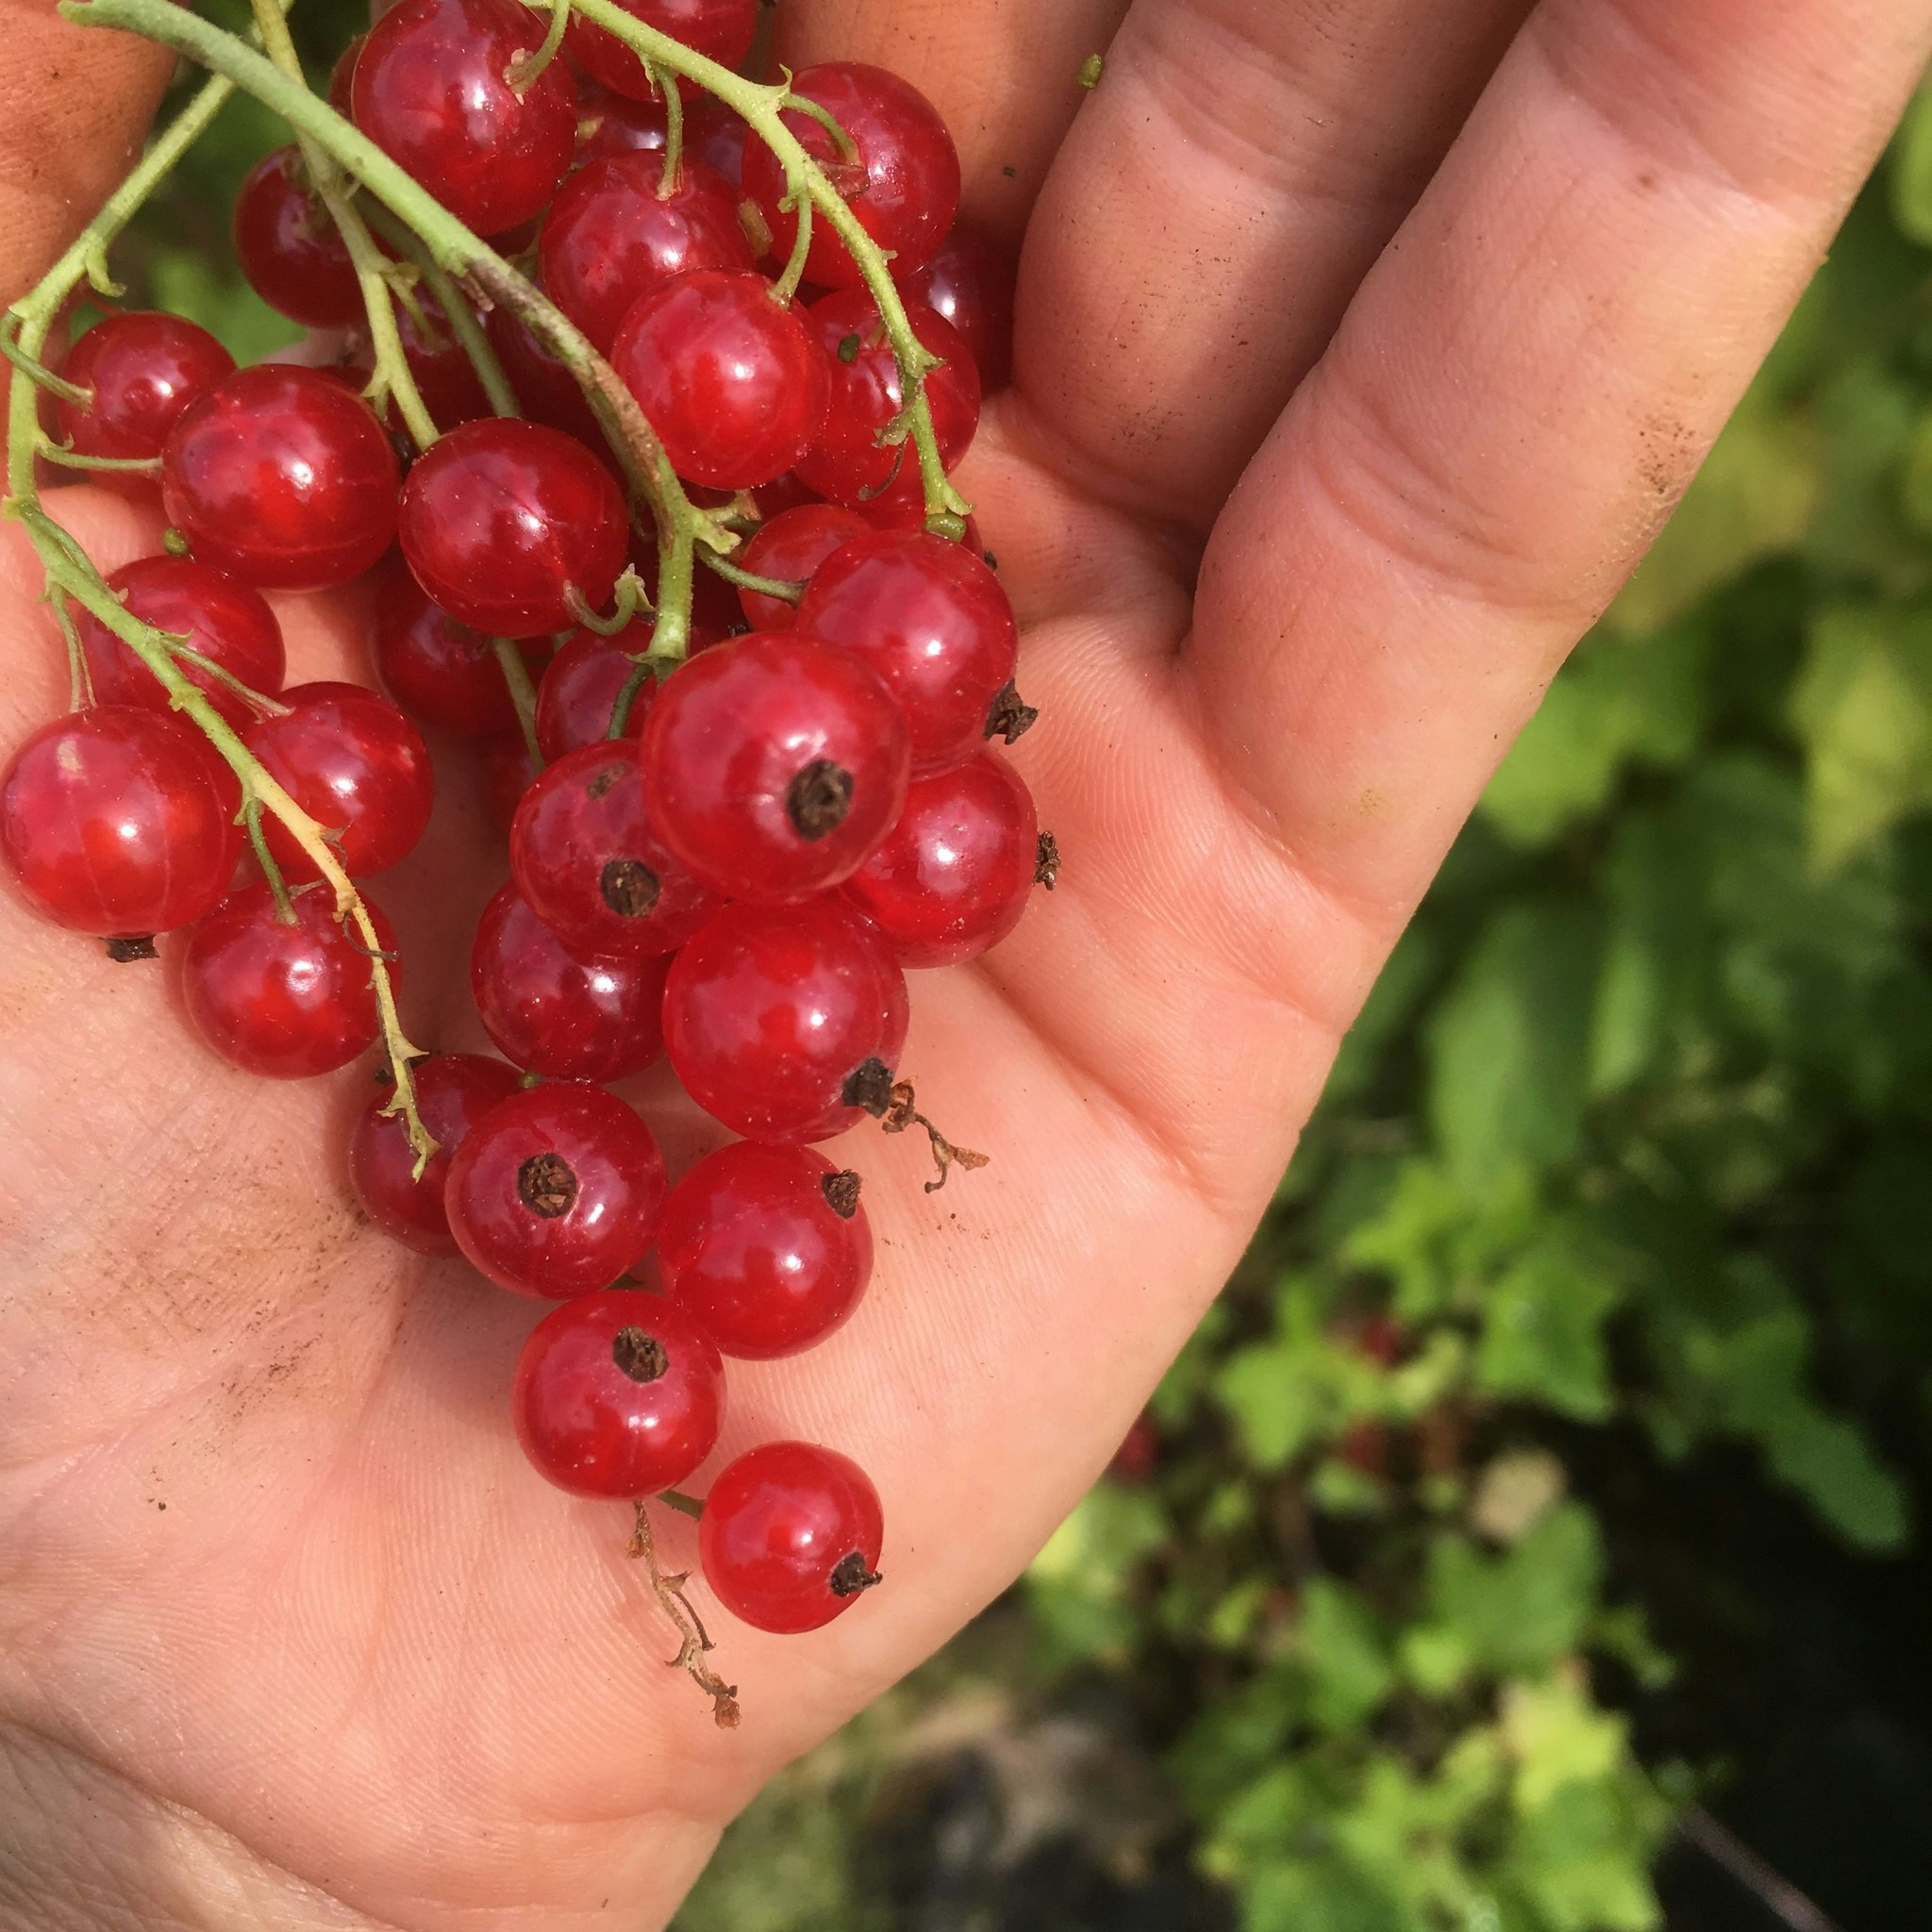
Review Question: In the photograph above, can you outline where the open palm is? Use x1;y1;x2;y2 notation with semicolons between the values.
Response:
3;0;1925;1923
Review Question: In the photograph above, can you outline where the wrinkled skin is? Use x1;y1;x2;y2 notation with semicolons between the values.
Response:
2;0;1927;1924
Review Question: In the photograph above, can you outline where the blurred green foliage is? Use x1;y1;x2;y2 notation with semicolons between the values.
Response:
116;30;1932;1931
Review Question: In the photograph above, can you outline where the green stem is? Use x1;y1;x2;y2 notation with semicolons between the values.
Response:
698;549;804;603
608;659;654;738
491;638;543;767
506;0;570;93
248;0;439;450
3;53;435;1164
34;440;161;475
554;0;970;532
659;71;684;195
242;793;297;924
58;0;724;660
0;334;91;406
364;202;521;419
52;596;91;712
771;185;812;306
658;1488;705;1520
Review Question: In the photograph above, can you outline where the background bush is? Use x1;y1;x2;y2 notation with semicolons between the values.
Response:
123;33;1932;1928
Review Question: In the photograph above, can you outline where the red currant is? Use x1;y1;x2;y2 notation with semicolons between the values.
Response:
699;1441;883;1632
795;531;1016;774
564;0;756;102
349;1052;522;1255
50;312;233;497
399;421;628;638
842;752;1038;967
741;64;958;290
471;880;671;1081
181;882;397;1078
242;682;434;880
75;556;285;729
795;291;979;515
1;708;242;938
533;623;658;762
160;366;400;591
373;566;542;738
512;1290;723;1497
483;304;608;449
539;152;753;356
899;224;1015;391
640;630;909;901
610;270;829;490
345;287;491;430
445;1086;668;1297
734;504;871;631
481;734;541;835
686;104;751;188
326;33;363;113
232;147;362;328
659;1142;872;1358
662;896;908;1141
352;0;577;237
575;78;670;164
510;742;722;957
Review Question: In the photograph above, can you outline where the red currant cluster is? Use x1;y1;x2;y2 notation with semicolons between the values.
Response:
1;0;1045;1714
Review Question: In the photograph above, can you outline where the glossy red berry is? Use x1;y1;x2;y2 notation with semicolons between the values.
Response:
510;743;722;957
75;556;285;729
326;33;363;113
735;505;871;631
484;304;607;448
481;734;541;834
352;0;577;237
659;1143;872;1358
0;708;242;938
795;291;979;516
533;624;658;762
741;64;958;290
181;883;397;1078
242;682;434;880
564;0;756;101
160;366;400;591
373;568;541;738
539;152;753;355
699;1441;883;1632
610;270;829;490
472;880;670;1081
843;753;1038;967
900;224;1015;391
399;420;628;638
575;79;670;163
445;1086;668;1297
50;311;233;497
641;630;909;901
346;287;491;429
512;1290;724;1497
349;1052;522;1255
663;896;908;1141
686;104;751;187
232;147;362;327
796;531;1016;774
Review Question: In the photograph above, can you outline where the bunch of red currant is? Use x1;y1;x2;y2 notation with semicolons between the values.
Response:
1;0;1047;1720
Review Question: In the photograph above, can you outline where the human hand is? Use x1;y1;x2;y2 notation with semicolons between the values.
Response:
2;0;1925;1925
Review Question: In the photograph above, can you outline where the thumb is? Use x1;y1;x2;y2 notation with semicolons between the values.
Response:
1;0;173;304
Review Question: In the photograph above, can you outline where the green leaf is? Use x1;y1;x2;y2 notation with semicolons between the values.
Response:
1217;1337;1330;1470
1475;1228;1624;1422
1024;1484;1169;1669
1479;623;1710;849
1413;1507;1603;1684
1790;602;1932;866
1890;76;1932;248
1424;904;1601;1183
1299;1578;1396;1732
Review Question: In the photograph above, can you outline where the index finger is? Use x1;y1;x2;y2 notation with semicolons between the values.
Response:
0;0;172;305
